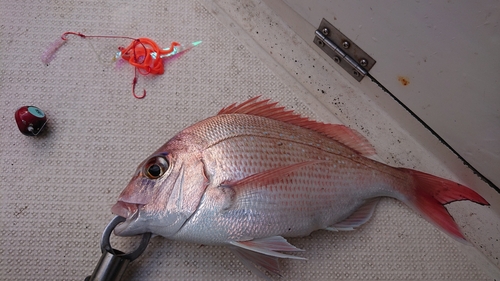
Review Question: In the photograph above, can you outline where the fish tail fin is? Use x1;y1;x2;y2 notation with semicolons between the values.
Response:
400;168;489;243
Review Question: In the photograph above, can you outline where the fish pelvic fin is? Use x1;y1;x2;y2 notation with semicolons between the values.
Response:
218;97;376;156
230;246;278;280
229;236;306;278
401;168;489;243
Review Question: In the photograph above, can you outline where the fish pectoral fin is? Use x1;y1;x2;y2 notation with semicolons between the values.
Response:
221;162;323;210
326;198;380;231
224;161;324;189
229;236;306;278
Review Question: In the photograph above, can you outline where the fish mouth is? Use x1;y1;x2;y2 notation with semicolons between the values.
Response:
111;201;143;219
111;201;148;236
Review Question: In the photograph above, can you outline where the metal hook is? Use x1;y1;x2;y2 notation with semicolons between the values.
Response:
85;216;152;281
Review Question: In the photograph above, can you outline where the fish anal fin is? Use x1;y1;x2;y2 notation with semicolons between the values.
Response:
218;97;375;156
326;198;380;231
224;161;324;189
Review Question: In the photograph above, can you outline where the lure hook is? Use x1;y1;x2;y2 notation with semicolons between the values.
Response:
132;71;146;99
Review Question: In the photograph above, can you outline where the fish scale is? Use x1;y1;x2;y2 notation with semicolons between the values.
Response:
111;97;489;278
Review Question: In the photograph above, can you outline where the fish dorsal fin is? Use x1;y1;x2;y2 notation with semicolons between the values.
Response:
218;96;376;156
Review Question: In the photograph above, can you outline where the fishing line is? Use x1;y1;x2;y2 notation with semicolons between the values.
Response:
365;72;499;193
85;39;115;65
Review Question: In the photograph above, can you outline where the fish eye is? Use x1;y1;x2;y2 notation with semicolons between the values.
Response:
148;164;162;177
144;155;169;179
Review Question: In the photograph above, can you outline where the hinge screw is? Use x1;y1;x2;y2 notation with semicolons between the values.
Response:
322;28;329;36
333;56;341;64
353;70;360;77
342;41;350;49
359;59;368;67
318;40;324;47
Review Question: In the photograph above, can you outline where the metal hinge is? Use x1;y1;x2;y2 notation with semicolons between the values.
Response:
313;18;376;81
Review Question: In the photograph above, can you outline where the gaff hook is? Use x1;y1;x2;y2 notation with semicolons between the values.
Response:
85;216;152;281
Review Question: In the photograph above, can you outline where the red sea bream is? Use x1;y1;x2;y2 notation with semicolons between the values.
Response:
111;97;489;277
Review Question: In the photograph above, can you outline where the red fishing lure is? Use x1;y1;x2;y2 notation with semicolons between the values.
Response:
42;31;200;99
